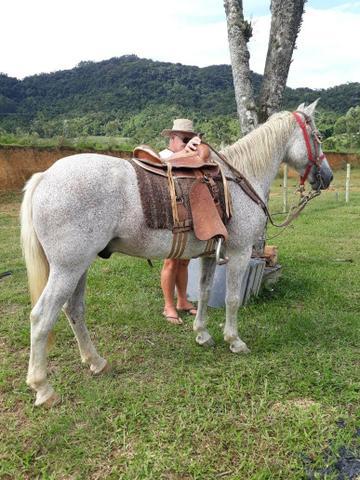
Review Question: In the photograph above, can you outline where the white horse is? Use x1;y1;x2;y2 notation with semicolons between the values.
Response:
20;101;333;406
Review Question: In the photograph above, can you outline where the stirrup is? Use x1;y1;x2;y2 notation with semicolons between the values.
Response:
215;237;228;265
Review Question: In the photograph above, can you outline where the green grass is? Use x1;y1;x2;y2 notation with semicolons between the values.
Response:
0;134;134;152
0;170;359;479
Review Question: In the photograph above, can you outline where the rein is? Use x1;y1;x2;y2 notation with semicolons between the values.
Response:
202;113;322;229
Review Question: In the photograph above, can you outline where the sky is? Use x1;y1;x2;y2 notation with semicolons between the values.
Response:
1;0;359;89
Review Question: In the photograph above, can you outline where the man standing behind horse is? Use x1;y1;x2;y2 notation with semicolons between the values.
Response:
159;119;201;325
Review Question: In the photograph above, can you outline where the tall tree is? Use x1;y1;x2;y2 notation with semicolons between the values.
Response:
224;0;306;132
223;0;258;135
224;0;306;253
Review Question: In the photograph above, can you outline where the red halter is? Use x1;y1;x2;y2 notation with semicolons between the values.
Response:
292;111;325;187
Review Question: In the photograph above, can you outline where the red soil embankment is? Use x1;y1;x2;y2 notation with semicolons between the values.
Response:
0;147;132;191
281;151;360;178
325;152;360;170
0;146;359;191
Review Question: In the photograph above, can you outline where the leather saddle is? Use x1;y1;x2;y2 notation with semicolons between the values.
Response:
133;144;229;248
132;144;219;176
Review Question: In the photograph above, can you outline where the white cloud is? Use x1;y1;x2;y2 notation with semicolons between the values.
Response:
232;6;360;88
1;0;229;77
1;1;359;89
287;7;360;87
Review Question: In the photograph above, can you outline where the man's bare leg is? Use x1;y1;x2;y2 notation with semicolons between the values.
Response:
175;259;197;315
161;259;183;324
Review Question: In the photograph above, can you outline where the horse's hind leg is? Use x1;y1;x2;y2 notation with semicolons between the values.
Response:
27;269;82;406
63;271;108;375
193;256;217;347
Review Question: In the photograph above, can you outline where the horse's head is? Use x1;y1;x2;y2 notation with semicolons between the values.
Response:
285;99;333;190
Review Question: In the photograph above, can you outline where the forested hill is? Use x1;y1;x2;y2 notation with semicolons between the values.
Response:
0;54;359;146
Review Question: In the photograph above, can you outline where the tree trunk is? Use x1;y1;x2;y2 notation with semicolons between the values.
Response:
223;0;258;135
258;0;306;122
223;0;306;254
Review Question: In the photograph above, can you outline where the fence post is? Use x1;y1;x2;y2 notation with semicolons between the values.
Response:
283;164;288;213
345;163;351;203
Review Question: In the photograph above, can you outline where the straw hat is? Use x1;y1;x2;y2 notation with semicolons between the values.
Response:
161;118;200;137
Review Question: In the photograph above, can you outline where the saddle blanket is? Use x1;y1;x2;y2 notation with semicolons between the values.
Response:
130;159;228;232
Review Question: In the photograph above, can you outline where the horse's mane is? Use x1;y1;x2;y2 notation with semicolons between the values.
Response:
220;111;296;178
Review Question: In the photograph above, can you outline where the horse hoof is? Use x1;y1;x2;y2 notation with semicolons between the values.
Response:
196;334;215;348
230;341;250;354
35;391;61;408
92;360;111;376
43;392;61;408
201;338;215;348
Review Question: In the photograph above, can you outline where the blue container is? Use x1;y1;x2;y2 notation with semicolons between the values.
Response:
187;257;266;307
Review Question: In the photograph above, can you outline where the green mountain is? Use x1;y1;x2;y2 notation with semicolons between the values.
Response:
0;55;359;146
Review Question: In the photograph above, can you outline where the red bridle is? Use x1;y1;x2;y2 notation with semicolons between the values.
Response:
292;111;326;187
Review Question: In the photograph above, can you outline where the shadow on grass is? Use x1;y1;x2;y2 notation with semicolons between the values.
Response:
302;423;360;480
253;273;319;305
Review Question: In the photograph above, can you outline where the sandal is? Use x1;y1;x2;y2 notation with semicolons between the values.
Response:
177;307;197;316
162;312;183;325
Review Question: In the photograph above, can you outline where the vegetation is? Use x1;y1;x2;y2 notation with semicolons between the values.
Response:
0;55;359;150
323;106;360;153
1;170;359;479
0;132;134;152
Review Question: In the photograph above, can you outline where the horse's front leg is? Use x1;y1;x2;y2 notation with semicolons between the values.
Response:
193;256;217;347
224;250;251;353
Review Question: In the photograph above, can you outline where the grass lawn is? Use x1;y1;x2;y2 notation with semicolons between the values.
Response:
0;168;359;479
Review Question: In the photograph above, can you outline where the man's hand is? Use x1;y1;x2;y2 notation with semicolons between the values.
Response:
184;136;201;153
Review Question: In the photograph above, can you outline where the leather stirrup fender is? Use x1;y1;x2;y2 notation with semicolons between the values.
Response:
189;181;228;241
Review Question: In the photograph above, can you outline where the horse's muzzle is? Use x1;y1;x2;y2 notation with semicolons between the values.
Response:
311;158;333;190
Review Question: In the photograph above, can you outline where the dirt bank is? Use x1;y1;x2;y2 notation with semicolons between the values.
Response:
325;151;360;170
0;146;132;191
279;151;360;178
0;146;359;191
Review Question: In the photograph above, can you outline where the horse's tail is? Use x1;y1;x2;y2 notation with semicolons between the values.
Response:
20;173;49;306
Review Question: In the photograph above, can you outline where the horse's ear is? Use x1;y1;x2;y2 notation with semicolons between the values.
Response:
305;98;320;116
296;102;305;111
